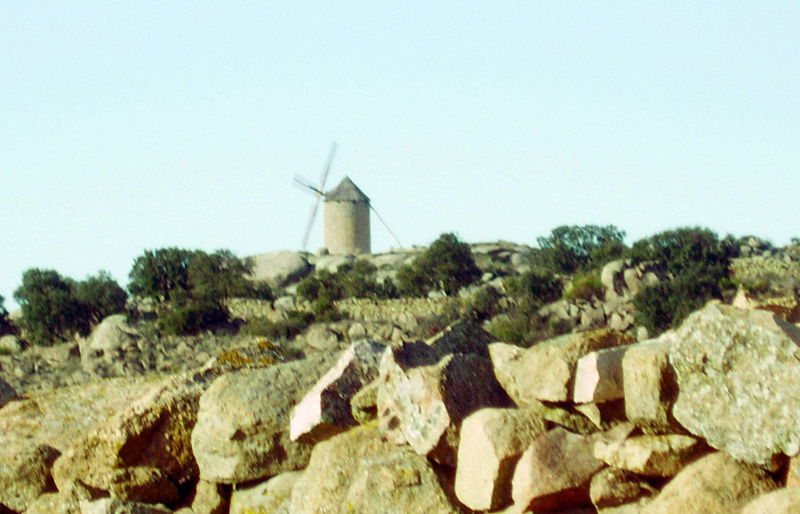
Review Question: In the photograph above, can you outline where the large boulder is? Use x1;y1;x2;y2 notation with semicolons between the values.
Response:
290;340;385;442
229;471;302;514
622;334;681;432
377;347;511;466
593;434;706;477
289;424;459;514
490;329;634;405
80;314;140;368
640;452;777;513
52;370;213;498
668;303;800;466
0;377;163;511
590;468;657;512
510;427;609;512
741;487;800;514
454;408;548;511
249;251;311;287
573;344;634;404
191;353;336;483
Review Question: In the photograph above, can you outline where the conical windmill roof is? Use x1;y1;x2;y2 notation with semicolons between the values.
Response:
326;176;370;203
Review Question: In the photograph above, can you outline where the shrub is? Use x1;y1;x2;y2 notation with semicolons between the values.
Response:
628;227;732;334
563;271;604;302
240;311;315;341
486;311;571;348
0;295;14;336
529;225;626;274
14;269;92;346
397;233;481;297
464;286;504;322
504;269;563;311
297;260;396;304
129;247;266;335
75;271;128;324
156;300;229;336
129;248;197;302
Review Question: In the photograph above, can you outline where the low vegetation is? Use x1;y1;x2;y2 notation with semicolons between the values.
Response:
4;226;797;348
14;269;127;346
396;232;482;297
627;227;734;334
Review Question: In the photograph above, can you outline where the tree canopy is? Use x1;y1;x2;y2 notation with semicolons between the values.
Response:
397;232;482;297
529;225;626;274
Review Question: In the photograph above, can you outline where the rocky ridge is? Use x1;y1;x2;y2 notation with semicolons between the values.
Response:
3;241;800;512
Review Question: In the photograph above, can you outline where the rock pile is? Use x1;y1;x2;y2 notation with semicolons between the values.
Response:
3;301;800;512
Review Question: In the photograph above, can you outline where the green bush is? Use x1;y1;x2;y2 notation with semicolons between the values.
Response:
464;286;503;322
240;311;315;341
129;247;266;335
14;269;92;346
156;300;229;336
297;260;396;304
397;233;482;297
128;247;197;302
75;271;128;324
486;311;571;348
628;227;732;334
529;225;626;274
504;269;563;311
563;271;604;302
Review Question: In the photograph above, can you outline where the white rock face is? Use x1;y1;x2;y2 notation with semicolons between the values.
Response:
249;250;311;287
454;408;547;511
573;344;633;404
191;354;335;483
290;340;385;442
669;303;800;465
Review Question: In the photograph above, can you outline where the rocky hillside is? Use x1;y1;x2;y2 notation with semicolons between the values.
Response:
2;240;800;512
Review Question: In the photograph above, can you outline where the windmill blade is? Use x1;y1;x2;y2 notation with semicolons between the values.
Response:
294;175;324;196
302;194;323;250
319;142;337;193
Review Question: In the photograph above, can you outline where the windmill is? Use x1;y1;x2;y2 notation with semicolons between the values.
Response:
295;143;402;255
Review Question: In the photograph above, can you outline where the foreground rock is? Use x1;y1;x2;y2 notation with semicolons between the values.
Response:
669;303;800;466
741;487;800;514
573;344;632;404
0;377;171;511
454;408;548;511
378;347;511;465
511;427;608;512
229;471;301;514
594;434;706;477
590;468;657;512
622;334;681;432
289;424;459;514
191;353;336;483
490;329;634;405
290;340;385;442
51;371;211;501
641;452;777;513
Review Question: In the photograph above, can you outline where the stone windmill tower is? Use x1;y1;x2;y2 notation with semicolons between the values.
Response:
295;144;372;255
323;177;371;254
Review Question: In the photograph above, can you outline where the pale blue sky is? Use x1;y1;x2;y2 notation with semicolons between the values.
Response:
2;2;799;308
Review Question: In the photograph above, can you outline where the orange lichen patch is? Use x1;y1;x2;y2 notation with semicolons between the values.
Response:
257;339;276;350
